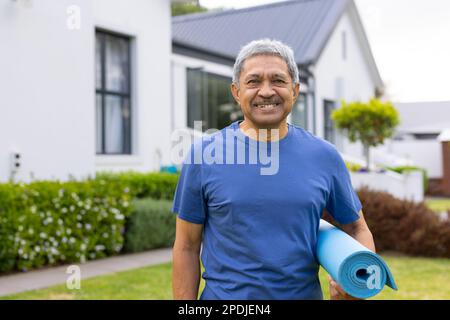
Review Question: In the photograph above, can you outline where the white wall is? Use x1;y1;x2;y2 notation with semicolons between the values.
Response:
0;0;95;182
314;9;377;157
0;0;173;182
374;139;443;178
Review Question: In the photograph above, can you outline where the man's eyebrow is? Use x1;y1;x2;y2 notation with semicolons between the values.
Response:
244;74;261;80
272;73;289;79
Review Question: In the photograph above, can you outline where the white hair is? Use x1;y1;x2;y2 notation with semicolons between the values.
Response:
232;38;300;86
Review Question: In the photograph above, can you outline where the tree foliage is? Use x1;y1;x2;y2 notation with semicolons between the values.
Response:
331;98;400;169
171;2;208;16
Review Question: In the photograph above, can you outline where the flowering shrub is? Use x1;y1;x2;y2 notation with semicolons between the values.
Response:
0;178;132;272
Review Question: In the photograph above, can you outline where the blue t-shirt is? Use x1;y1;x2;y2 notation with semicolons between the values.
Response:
172;120;362;300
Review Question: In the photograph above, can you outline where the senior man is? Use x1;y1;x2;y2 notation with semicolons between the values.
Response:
172;39;375;300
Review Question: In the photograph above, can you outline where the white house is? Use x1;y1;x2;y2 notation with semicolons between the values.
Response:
0;0;187;182
374;101;450;195
171;0;383;158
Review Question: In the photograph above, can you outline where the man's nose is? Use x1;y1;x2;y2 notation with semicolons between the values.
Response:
258;81;276;98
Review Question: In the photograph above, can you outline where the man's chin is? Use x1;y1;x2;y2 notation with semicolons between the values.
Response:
249;114;286;128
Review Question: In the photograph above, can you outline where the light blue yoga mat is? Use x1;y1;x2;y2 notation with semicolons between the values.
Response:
317;220;398;299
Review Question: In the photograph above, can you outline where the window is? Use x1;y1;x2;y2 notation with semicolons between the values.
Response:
291;93;308;129
324;100;336;144
187;68;242;131
96;30;131;155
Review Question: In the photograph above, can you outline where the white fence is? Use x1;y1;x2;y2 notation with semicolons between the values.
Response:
350;170;424;202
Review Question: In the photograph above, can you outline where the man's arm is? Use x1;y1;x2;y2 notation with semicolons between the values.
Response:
172;217;203;300
327;210;376;300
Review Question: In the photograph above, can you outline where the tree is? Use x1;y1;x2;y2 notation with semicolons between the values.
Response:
331;98;400;170
171;1;208;16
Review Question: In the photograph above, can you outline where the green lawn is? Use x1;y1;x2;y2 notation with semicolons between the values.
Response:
425;197;450;213
2;254;449;300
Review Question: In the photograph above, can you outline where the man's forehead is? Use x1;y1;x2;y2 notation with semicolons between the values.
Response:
241;55;290;76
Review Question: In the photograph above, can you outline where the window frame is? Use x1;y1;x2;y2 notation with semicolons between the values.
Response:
95;29;132;155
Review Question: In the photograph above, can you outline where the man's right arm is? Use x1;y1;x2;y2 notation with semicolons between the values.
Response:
172;216;203;300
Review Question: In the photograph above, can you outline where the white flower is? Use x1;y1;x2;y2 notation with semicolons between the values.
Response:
62;237;68;243
102;232;109;238
34;246;41;252
69;237;76;244
18;248;23;255
123;187;130;193
66;228;72;235
61;207;68;214
40;232;47;239
110;208;120;215
30;206;37;214
77;215;82;221
76;223;82;229
20;240;26;245
56;230;61;236
58;189;65;197
28;228;34;235
85;224;92;231
95;245;105;251
80;244;87;251
50;248;59;255
58;219;63;226
70;205;75;212
18;225;24;232
115;214;125;220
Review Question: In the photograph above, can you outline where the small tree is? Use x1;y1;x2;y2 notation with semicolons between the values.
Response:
171;2;208;16
331;98;400;170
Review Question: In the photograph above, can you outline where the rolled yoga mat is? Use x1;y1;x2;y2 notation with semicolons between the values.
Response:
317;220;398;299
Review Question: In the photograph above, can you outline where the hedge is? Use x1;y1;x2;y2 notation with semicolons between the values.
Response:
0;172;179;273
123;198;176;253
357;187;450;258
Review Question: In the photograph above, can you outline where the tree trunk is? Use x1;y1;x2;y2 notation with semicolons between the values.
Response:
364;144;370;171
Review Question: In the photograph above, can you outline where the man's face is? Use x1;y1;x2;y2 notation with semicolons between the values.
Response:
231;54;300;128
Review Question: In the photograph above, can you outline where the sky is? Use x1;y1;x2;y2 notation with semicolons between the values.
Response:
199;0;450;103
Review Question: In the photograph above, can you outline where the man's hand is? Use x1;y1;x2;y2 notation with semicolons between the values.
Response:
328;275;361;300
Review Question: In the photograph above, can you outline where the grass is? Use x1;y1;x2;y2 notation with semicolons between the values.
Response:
425;197;450;213
1;254;449;300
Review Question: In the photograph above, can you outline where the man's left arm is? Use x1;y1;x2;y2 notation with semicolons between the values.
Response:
328;210;376;300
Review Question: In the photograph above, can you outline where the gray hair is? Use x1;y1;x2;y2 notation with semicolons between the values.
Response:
232;39;300;86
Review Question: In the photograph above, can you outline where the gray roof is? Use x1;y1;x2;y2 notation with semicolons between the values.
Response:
172;0;351;66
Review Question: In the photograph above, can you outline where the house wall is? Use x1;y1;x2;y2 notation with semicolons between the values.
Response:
314;9;377;156
0;0;173;182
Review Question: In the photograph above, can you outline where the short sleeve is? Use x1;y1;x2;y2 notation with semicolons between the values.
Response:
171;144;207;224
325;149;362;224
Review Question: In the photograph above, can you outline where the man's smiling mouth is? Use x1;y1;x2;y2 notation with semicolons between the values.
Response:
253;103;281;109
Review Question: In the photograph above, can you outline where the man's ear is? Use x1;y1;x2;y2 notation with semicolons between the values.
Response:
230;82;240;105
293;83;300;101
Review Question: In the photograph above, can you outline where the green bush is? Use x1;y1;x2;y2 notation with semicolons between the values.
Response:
0;179;132;273
124;198;176;253
0;172;180;274
96;171;179;200
386;166;429;193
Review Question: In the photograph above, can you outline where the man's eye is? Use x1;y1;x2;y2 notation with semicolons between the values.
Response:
274;79;286;84
247;79;259;84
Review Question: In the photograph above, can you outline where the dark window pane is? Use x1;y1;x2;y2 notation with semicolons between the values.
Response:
324;100;336;144
96;94;102;153
95;34;102;90
187;69;204;129
105;35;129;93
105;95;124;153
292;94;307;129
